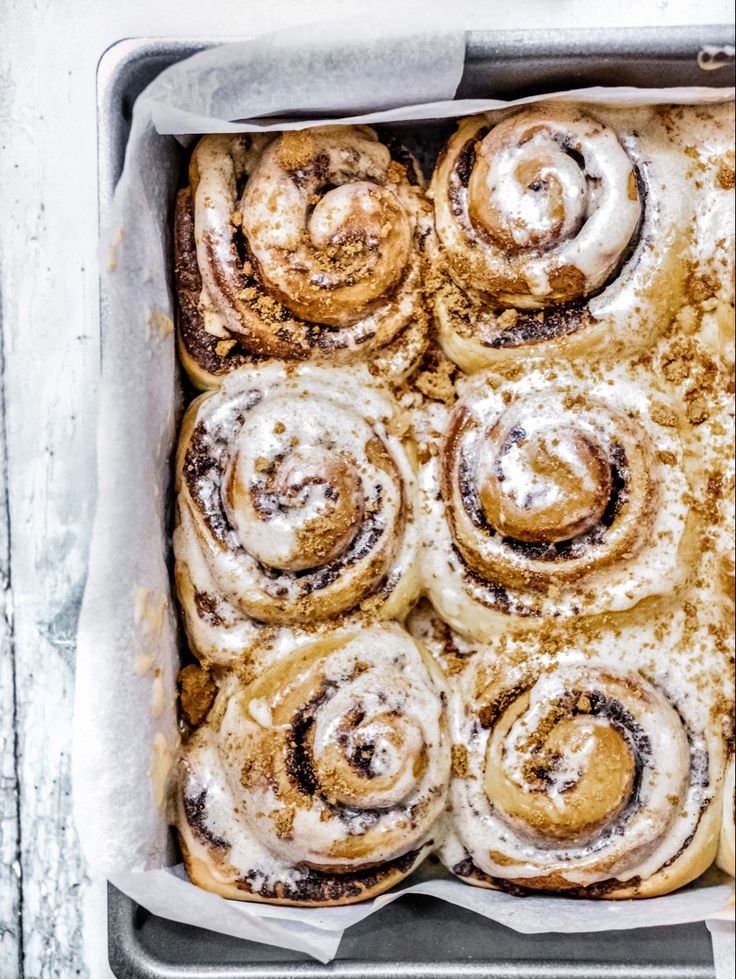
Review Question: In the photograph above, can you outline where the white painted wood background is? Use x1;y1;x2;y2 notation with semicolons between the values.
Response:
0;1;732;976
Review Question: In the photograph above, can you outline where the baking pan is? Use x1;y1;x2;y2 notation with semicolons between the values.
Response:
98;26;735;979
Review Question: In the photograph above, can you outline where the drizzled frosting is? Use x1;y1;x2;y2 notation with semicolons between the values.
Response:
436;105;641;308
183;127;433;384
176;625;450;905
420;363;692;637
174;362;419;665
440;651;723;895
430;104;692;371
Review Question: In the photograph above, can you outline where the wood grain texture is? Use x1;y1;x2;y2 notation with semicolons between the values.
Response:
0;0;730;976
0;16;95;976
0;349;21;979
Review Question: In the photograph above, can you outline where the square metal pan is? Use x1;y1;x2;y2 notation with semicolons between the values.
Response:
98;26;735;979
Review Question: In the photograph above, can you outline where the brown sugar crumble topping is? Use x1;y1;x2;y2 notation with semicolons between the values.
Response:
172;105;735;905
179;665;217;727
277;131;316;172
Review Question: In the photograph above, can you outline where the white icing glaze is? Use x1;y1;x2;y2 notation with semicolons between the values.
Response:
199;285;232;340
174;362;420;665
188;128;433;382
446;106;641;307
440;653;722;888
419;362;691;637
176;625;450;899
431;102;706;371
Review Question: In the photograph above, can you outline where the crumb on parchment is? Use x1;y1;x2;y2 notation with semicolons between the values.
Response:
179;664;217;726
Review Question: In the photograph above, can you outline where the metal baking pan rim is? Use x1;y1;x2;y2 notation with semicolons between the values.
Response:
95;22;736;200
107;884;715;979
97;26;734;979
94;24;736;226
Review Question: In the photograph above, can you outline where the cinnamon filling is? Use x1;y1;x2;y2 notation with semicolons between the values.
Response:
237;846;422;903
456;442;629;562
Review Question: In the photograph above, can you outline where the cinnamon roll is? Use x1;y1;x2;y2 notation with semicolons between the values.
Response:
175;625;450;905
175;126;432;389
430;104;689;371
440;649;725;897
174;363;419;665
420;363;694;638
717;757;735;877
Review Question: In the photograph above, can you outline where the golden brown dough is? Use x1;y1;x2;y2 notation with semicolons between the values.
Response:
430;104;696;371
717;758;735;877
418;360;696;639
175;624;450;905
174;362;420;666
175;127;433;389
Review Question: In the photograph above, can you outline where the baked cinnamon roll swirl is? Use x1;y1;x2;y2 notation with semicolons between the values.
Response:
431;105;687;371
420;365;692;638
441;651;724;897
175;625;450;905
174;363;419;665
176;126;432;389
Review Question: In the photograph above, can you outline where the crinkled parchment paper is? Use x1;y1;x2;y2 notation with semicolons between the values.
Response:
74;16;735;967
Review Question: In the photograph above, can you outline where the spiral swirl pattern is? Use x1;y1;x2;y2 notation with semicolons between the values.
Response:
421;366;691;637
174;363;419;664
184;126;431;384
169;104;734;910
176;625;450;905
435;106;640;309
441;654;719;897
430;105;688;371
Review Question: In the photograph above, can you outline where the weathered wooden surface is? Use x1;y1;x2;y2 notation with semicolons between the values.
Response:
0;1;730;976
0;368;20;979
